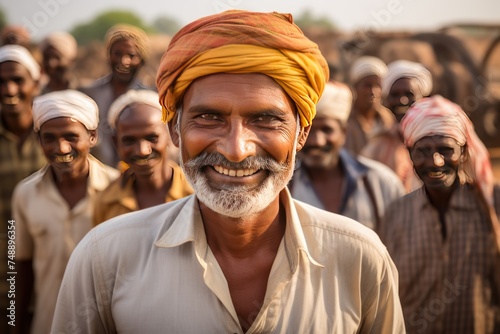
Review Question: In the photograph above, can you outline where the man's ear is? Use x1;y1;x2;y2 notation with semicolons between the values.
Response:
168;118;180;148
296;125;311;152
88;130;98;148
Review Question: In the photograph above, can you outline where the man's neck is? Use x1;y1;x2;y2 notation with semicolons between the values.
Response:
51;159;90;185
2;113;33;140
425;182;458;214
201;197;285;259
110;76;134;98
134;161;173;191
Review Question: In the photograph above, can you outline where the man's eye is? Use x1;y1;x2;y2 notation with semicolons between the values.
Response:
121;138;135;145
252;115;283;126
197;114;221;122
147;136;159;143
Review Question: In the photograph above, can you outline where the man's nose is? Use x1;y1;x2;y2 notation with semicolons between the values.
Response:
121;55;132;67
58;140;72;154
137;140;152;156
4;81;18;96
218;123;256;162
432;152;445;166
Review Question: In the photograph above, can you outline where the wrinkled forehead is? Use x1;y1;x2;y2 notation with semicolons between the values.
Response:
413;135;462;148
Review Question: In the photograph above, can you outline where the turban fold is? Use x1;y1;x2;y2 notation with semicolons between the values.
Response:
33;90;99;131
0;44;40;80
39;31;78;60
108;89;161;130
105;24;149;61
382;60;432;98
401;95;494;203
315;81;353;125
349;56;387;84
156;10;329;127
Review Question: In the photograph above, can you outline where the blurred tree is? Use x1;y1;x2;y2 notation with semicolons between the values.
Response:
71;10;151;45
0;7;7;32
152;16;181;36
294;9;336;32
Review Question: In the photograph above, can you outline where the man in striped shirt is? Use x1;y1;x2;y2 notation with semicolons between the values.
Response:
378;95;500;333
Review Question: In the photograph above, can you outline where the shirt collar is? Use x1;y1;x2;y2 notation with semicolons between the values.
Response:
417;183;478;211
154;188;323;270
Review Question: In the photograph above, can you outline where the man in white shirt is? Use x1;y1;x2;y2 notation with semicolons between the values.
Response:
51;10;405;334
13;90;119;334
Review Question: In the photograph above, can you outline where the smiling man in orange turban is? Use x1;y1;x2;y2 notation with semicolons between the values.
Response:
53;11;405;333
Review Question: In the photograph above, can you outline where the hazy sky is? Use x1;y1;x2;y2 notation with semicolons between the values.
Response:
2;0;500;41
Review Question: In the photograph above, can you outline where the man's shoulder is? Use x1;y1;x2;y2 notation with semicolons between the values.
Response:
356;156;405;191
13;165;48;196
293;199;387;255
90;195;194;243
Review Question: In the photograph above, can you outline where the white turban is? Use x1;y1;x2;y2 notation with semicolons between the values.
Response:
382;60;433;98
33;90;99;132
315;81;353;125
349;56;387;84
39;31;78;60
0;44;40;80
108;90;161;131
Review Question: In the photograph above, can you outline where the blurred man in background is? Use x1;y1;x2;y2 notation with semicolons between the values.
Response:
13;90;119;334
93;89;192;225
378;95;500;333
0;45;45;334
290;81;405;229
39;31;79;94
362;59;433;192
345;55;394;155
80;24;152;168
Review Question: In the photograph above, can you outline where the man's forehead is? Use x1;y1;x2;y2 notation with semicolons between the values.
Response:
414;135;460;146
0;60;32;75
39;117;87;131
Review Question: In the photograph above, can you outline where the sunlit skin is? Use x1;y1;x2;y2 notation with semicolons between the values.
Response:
384;77;421;122
38;117;97;183
114;103;176;209
410;135;463;206
0;61;39;133
299;116;345;170
352;74;383;115
109;38;143;84
297;116;346;213
170;73;310;331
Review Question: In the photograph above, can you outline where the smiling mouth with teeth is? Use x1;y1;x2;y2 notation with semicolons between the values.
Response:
115;66;130;73
428;171;444;178
213;165;258;177
2;96;20;105
133;158;152;165
54;155;74;163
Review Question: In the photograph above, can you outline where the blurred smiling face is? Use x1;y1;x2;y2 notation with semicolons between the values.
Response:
0;61;39;116
298;116;345;170
109;38;143;83
115;103;169;176
38;117;97;178
42;46;73;81
410;135;463;192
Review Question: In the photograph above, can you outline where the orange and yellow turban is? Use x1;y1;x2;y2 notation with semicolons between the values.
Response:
156;10;329;127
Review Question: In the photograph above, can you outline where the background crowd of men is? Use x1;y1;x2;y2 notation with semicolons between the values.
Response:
0;11;498;333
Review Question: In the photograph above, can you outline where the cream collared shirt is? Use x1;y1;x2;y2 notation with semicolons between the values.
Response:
52;189;405;334
13;156;119;334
